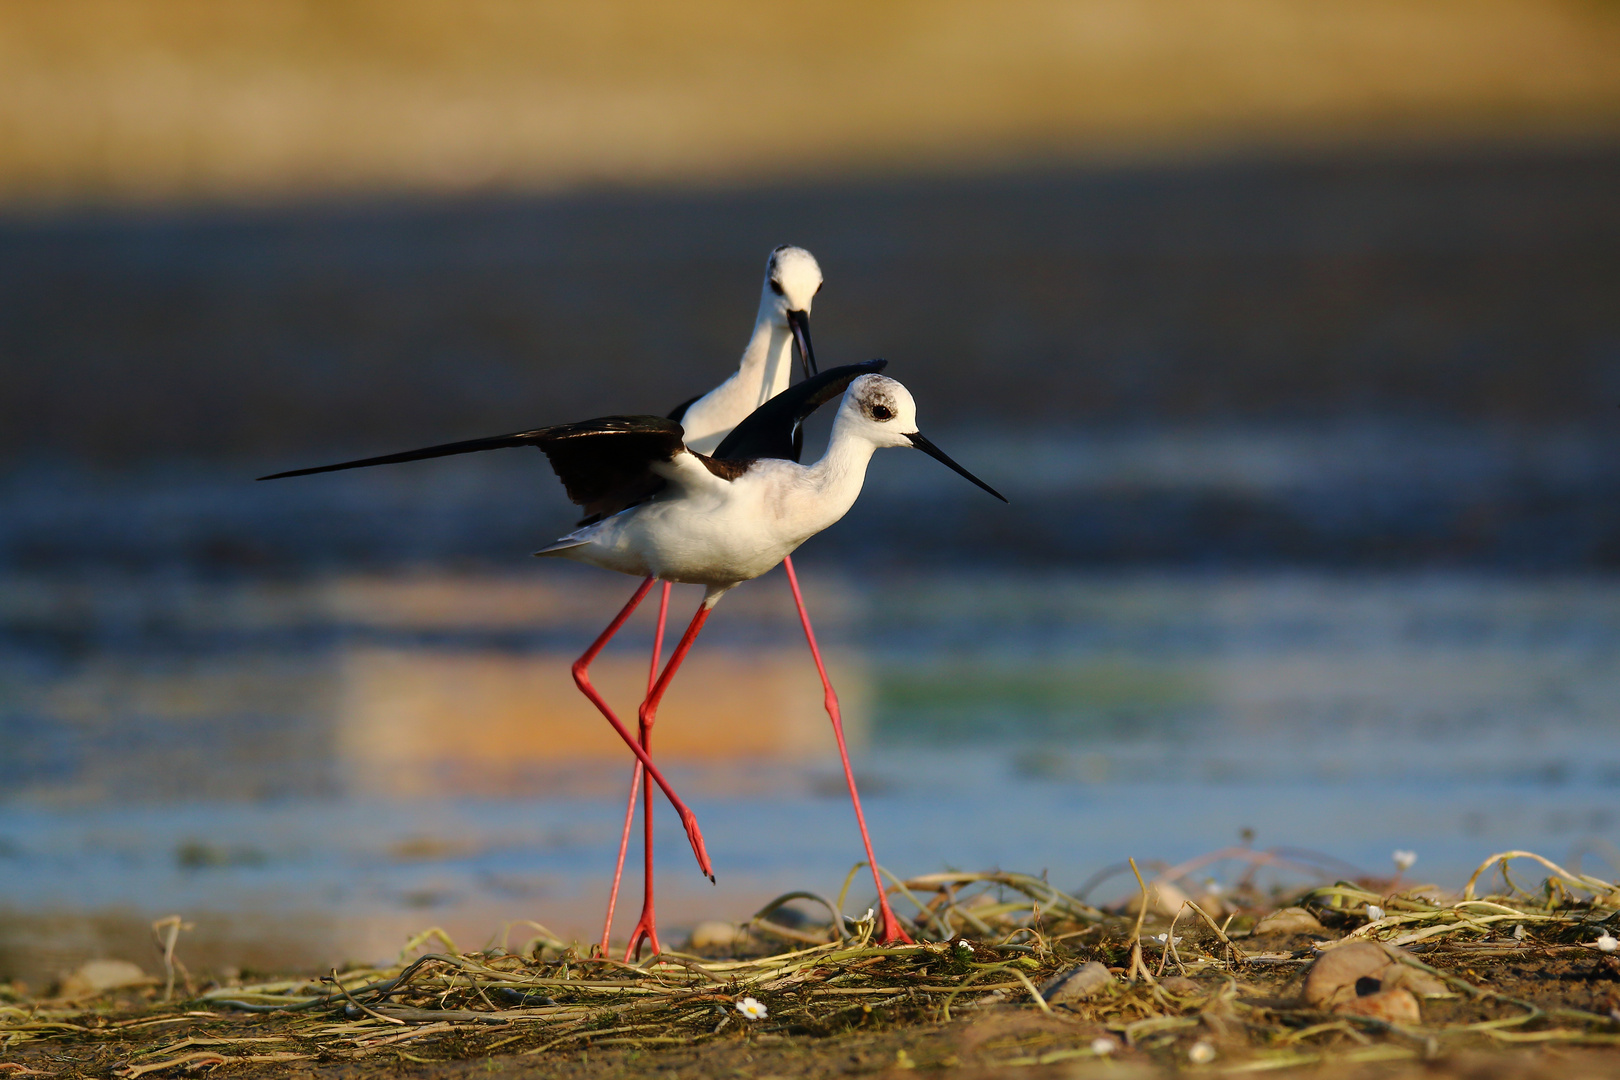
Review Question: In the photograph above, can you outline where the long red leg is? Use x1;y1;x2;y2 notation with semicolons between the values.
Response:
598;579;669;955
625;597;716;961
622;696;662;960
573;579;713;880
783;556;913;944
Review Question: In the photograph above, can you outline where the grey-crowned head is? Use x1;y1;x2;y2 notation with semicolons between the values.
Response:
840;374;1006;502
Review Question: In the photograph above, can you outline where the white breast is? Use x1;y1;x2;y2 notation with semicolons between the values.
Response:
552;458;858;588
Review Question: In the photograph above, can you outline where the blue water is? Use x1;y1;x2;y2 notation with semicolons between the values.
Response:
3;567;1618;977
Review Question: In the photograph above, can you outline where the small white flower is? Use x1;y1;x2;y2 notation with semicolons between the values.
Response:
735;996;768;1020
1090;1037;1119;1056
955;939;974;953
1366;905;1385;921
1513;924;1525;941
1188;1040;1217;1065
1595;933;1618;953
1152;933;1183;945
1392;850;1417;872
861;907;874;921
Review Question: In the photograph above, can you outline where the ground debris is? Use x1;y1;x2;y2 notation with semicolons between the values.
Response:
5;849;1620;1077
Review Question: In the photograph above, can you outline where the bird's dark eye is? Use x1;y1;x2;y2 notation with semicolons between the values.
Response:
769;279;784;295
871;404;893;421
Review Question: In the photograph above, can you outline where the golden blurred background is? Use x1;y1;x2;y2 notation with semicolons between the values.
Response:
2;0;1617;206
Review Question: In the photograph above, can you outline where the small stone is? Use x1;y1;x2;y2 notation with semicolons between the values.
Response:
1337;987;1421;1024
1158;976;1204;996
1122;879;1194;919
1304;941;1446;1015
1254;907;1325;935
688;921;751;951
57;959;152;998
1303;942;1391;1009
1038;961;1113;1004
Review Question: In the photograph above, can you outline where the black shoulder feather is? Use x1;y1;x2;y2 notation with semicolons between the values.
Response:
712;360;887;462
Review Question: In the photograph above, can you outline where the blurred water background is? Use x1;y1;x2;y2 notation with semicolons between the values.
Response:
3;0;1619;988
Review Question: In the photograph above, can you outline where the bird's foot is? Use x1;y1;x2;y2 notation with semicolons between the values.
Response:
876;897;914;945
624;911;662;963
681;810;715;882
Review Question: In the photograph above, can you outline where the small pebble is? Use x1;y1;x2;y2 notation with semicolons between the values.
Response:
1090;1037;1118;1056
1254;907;1324;935
1188;1041;1216;1065
1037;961;1113;1005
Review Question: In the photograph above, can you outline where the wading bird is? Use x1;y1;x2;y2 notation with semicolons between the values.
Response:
604;246;926;956
260;365;1005;954
598;246;859;957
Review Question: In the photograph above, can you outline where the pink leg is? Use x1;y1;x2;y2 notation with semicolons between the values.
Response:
573;579;713;881
624;598;716;961
783;556;913;944
598;580;670;956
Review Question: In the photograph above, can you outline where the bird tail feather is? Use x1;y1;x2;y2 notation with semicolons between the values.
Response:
532;536;590;558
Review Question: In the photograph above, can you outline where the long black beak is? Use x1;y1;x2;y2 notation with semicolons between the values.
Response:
906;432;1007;502
786;309;817;378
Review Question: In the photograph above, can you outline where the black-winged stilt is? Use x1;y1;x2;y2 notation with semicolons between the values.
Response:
598;246;834;957
260;363;1005;953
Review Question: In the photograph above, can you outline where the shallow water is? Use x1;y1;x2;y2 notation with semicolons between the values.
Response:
4;567;1618;983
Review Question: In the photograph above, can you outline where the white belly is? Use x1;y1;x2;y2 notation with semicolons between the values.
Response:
551;482;806;587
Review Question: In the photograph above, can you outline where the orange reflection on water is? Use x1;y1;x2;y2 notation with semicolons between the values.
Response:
338;647;869;797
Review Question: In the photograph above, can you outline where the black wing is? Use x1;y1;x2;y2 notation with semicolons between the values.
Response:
537;417;685;519
712;360;888;463
259;415;686;521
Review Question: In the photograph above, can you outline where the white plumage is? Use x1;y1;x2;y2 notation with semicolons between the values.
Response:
539;374;915;599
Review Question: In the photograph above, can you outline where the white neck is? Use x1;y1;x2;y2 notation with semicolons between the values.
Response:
791;412;879;538
679;300;794;455
737;305;796;408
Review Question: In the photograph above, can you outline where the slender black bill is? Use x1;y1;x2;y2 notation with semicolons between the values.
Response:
786;308;818;378
906;432;1008;502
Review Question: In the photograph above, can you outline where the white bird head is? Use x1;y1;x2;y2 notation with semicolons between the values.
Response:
761;246;823;377
840;374;1007;501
